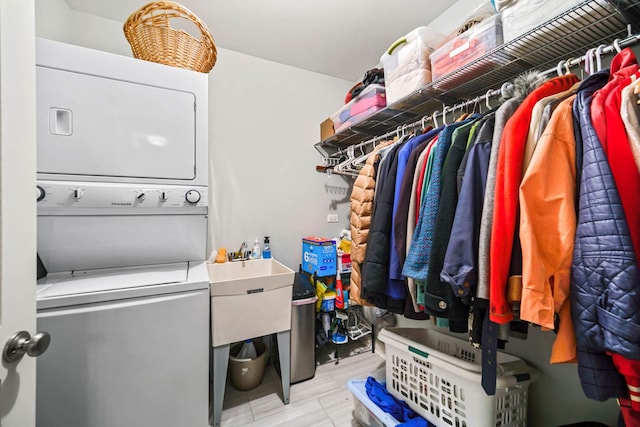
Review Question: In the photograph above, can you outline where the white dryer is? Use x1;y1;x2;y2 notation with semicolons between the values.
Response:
35;39;210;427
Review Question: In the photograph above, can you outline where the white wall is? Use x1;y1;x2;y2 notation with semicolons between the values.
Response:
35;0;353;271
206;49;354;269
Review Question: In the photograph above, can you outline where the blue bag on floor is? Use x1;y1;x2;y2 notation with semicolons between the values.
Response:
364;376;429;426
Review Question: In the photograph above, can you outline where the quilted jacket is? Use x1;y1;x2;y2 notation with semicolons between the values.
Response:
572;71;640;401
349;141;392;305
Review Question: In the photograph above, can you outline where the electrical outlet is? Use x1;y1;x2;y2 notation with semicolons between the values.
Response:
327;213;339;223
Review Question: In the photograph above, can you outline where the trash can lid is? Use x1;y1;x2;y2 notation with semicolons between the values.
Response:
293;272;316;300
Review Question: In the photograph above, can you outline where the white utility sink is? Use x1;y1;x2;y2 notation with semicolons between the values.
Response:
207;258;295;427
207;258;294;346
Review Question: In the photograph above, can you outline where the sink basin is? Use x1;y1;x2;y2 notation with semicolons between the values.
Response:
208;258;294;297
207;258;295;347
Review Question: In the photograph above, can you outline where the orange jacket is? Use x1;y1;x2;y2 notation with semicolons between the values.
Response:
519;95;577;364
489;74;579;324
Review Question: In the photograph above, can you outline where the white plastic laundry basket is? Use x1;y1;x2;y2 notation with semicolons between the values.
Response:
378;327;537;427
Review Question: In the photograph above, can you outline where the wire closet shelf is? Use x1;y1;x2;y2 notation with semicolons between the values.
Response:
315;0;640;162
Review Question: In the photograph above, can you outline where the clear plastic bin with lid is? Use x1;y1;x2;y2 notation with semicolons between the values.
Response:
380;26;444;104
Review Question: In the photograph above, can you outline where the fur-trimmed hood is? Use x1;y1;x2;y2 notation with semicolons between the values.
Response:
501;70;548;100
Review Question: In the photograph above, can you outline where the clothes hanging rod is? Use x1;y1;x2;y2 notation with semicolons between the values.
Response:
541;32;640;76
326;87;504;162
325;31;640;163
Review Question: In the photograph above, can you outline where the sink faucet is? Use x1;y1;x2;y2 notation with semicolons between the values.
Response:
238;241;248;254
229;242;249;261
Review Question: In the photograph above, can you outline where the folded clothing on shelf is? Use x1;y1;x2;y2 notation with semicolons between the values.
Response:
345;67;385;103
331;84;386;133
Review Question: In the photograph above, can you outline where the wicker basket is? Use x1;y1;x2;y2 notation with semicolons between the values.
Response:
123;1;217;73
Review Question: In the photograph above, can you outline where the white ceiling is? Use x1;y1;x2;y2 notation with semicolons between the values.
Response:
65;0;466;82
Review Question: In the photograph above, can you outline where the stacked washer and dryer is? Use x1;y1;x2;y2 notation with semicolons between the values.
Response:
35;38;210;427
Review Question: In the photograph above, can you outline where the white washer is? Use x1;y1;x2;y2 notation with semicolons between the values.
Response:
36;263;209;427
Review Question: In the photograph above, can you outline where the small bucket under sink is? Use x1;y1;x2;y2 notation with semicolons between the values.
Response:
229;340;267;391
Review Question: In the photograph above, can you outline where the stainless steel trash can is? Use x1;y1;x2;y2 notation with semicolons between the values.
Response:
290;273;317;384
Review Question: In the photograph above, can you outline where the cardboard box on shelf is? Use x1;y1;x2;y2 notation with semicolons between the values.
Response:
320;117;335;140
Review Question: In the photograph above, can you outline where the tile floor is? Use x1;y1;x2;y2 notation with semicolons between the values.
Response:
220;341;385;427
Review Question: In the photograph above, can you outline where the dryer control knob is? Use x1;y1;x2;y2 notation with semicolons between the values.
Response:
73;188;84;199
159;191;169;202
36;185;45;202
136;192;146;202
185;190;201;204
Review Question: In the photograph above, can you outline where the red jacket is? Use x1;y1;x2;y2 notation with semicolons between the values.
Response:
591;48;640;267
489;74;579;324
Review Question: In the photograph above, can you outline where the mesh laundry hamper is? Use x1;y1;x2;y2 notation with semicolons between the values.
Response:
378;327;537;427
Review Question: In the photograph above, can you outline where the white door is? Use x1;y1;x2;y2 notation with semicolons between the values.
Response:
0;1;39;426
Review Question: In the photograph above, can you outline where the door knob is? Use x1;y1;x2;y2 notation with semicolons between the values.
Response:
3;330;50;363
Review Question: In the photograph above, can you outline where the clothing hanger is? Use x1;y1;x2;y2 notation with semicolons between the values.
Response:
485;89;493;110
455;103;470;121
421;115;429;131
564;58;574;75
442;105;449;126
556;59;566;77
350;143;369;169
432;110;439;128
470;96;481;115
595;44;607;72
584;48;595;75
333;146;359;177
613;38;622;53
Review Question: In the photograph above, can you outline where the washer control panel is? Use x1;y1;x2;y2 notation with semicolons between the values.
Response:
36;180;208;212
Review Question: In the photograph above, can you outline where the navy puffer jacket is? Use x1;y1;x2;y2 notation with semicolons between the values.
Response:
572;71;640;401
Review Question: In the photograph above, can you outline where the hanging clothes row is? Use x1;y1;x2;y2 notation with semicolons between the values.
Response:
349;40;640;425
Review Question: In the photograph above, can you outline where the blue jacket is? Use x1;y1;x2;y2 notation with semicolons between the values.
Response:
388;131;439;299
440;115;495;305
403;119;472;281
424;117;479;331
572;70;640;401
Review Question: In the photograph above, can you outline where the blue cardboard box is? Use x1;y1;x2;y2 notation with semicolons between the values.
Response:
302;237;337;277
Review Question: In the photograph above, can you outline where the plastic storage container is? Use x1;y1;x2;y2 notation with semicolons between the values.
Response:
331;84;387;133
320;292;336;312
378;327;537;427
347;380;400;427
431;14;503;83
501;0;582;43
381;26;444;104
